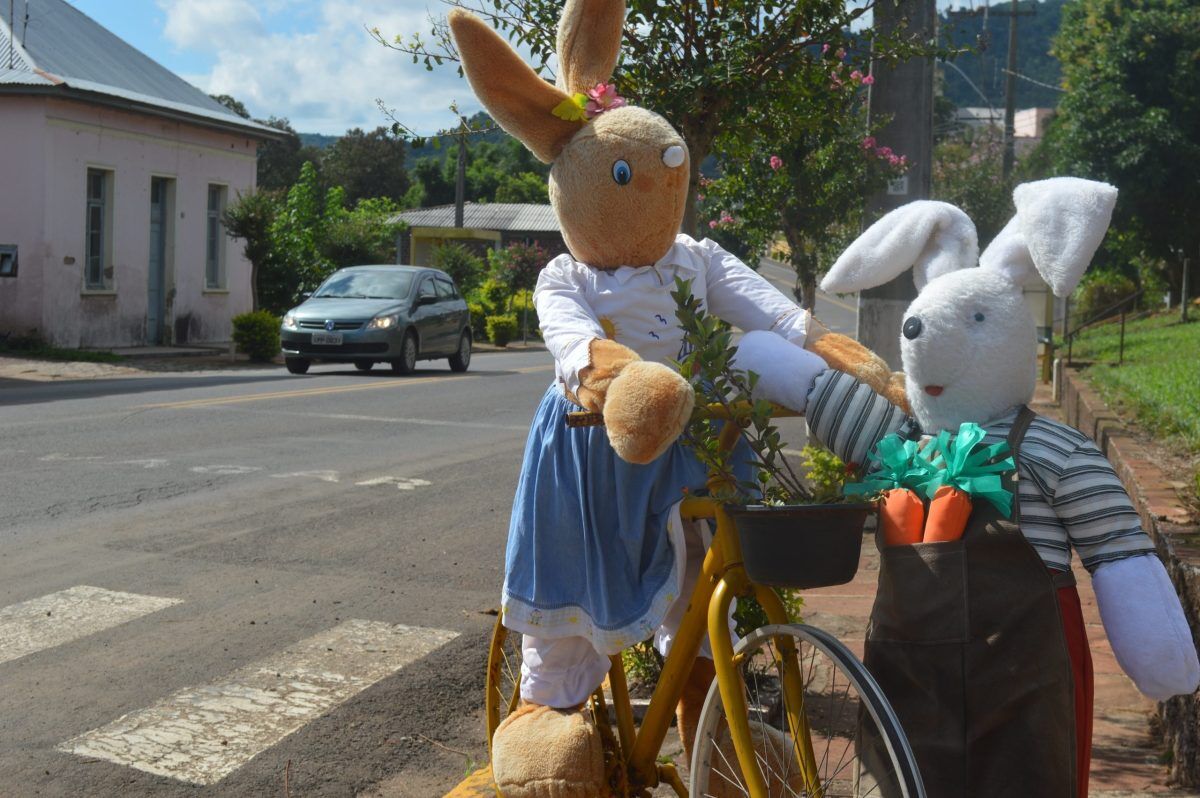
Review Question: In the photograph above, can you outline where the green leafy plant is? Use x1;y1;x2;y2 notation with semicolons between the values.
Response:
231;310;281;362
486;314;518;347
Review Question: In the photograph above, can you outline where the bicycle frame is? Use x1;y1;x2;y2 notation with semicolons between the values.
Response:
576;405;822;798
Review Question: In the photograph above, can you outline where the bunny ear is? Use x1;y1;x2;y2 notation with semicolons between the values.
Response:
820;201;979;293
556;0;625;95
1009;177;1118;297
448;9;581;163
978;215;1038;286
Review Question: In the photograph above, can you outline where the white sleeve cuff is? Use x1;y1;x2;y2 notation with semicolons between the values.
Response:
770;307;809;345
558;336;593;398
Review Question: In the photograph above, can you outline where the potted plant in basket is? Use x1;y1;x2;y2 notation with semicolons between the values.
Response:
671;278;875;591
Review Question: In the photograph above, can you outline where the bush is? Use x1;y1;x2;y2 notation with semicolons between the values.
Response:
486;314;518;347
510;289;540;338
1073;270;1137;328
232;310;281;362
479;277;511;314
468;301;489;343
431;243;486;295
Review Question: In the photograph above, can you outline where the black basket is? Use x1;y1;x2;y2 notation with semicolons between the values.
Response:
728;503;875;589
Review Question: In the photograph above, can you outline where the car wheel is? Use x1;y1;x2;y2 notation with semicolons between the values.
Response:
285;357;310;375
391;331;418;375
354;359;374;371
449;331;472;373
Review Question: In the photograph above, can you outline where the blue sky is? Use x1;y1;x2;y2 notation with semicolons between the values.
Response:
64;1;971;137
64;0;476;136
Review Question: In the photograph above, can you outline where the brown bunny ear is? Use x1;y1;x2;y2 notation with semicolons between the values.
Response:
556;0;625;95
448;9;581;163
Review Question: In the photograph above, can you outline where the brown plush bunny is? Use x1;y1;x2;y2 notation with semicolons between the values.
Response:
448;2;902;796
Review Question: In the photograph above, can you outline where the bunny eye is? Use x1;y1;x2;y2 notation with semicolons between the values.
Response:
612;160;632;186
974;312;986;322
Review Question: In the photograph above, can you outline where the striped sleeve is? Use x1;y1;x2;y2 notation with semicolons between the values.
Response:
1050;437;1157;572
805;369;916;469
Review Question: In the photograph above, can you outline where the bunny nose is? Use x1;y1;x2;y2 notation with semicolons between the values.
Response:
662;145;685;168
902;316;923;340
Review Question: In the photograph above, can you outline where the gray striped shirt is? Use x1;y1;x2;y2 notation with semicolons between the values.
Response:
806;370;1156;572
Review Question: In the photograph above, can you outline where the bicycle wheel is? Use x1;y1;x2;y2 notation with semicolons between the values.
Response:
484;616;522;761
690;624;924;798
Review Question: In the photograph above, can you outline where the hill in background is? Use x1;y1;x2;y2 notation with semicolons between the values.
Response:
940;0;1065;109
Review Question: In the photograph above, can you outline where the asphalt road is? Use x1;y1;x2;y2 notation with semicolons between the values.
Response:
1;353;555;797
0;285;854;798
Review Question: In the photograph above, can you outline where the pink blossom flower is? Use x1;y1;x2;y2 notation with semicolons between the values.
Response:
709;220;719;229
821;43;831;54
585;83;626;117
769;155;784;171
862;74;875;86
875;145;894;159
835;48;846;59
697;193;705;201
861;136;876;150
888;154;900;167
899;155;909;167
850;70;863;82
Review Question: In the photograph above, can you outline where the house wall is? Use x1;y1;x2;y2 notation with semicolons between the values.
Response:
29;97;259;347
0;96;48;337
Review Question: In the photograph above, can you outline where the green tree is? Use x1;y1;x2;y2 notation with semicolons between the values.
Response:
322;127;411;205
376;1;930;234
932;127;1013;248
1047;0;1200;302
210;93;251;119
431;242;487;294
264;162;332;311
495;172;549;203
256;116;318;192
702;53;907;309
324;197;408;266
222;189;281;310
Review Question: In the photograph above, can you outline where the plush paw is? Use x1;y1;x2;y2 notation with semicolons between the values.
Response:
807;332;894;401
604;361;694;464
700;721;805;798
491;704;606;798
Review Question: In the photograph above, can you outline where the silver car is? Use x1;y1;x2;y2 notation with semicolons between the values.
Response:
280;265;472;375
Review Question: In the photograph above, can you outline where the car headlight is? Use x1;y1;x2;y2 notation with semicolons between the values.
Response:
282;313;298;329
368;314;399;330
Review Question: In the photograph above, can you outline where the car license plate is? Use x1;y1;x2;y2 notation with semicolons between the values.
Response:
311;331;343;345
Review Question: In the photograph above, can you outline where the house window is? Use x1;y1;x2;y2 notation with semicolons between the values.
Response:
0;245;16;277
205;184;227;289
85;169;113;290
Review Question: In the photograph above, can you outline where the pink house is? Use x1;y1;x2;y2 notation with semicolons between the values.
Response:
0;0;277;348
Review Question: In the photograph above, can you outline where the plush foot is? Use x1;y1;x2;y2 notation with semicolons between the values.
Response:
490;704;606;798
676;657;716;765
702;721;806;798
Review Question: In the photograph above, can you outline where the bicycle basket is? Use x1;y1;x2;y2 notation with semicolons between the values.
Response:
728;503;875;589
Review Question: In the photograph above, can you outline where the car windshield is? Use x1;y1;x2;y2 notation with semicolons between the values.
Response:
313;271;414;299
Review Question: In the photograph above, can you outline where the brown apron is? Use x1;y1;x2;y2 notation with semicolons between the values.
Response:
864;406;1077;798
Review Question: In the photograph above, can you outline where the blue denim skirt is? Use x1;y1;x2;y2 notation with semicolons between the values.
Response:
501;383;721;655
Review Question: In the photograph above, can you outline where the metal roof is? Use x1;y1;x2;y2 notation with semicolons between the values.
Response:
0;0;275;137
390;203;560;233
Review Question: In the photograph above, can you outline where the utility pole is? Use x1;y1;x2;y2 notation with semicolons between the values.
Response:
1002;0;1020;178
454;121;467;230
857;0;936;369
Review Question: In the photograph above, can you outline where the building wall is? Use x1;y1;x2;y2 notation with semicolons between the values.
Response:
0;96;48;337
15;97;259;347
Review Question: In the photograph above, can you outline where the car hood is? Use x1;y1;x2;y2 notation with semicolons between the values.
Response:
291;297;406;320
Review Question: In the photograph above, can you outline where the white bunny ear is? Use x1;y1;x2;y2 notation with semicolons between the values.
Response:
1010;177;1118;297
979;215;1038;285
820;201;978;293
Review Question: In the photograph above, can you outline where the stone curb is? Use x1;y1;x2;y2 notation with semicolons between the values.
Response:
1060;364;1200;788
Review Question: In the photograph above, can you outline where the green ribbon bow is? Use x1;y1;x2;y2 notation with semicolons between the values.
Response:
842;434;936;498
842;423;1016;518
915;422;1016;517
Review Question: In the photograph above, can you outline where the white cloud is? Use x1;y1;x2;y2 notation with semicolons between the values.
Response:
162;0;484;135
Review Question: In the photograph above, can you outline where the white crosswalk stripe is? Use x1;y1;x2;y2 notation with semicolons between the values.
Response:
58;619;459;785
0;586;181;666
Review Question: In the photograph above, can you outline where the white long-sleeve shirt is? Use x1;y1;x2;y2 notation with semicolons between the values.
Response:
535;235;810;396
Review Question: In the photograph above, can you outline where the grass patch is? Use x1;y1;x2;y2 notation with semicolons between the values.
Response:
1068;312;1200;453
0;334;125;363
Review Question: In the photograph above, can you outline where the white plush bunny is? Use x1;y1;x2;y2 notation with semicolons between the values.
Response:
735;177;1198;798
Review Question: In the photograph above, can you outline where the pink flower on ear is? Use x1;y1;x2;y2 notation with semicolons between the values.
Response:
769;155;784;171
586;83;626;117
862;74;875;86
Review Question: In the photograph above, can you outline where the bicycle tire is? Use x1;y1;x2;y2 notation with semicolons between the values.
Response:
485;616;522;762
689;624;925;798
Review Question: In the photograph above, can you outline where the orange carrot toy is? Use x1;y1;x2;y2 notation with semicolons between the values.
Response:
843;436;927;546
917;423;1015;542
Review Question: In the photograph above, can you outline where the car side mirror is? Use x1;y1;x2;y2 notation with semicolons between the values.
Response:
301;291;313;299
417;294;438;306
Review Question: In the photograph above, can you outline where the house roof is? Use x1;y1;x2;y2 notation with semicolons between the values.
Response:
0;0;277;138
390;203;560;233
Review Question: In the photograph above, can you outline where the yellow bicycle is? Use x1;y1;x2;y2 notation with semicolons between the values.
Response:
485;406;925;798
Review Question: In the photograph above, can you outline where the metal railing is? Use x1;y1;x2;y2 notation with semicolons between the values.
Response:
1065;289;1146;366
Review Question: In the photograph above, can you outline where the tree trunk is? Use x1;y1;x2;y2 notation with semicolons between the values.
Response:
798;273;817;311
679;117;718;239
250;263;259;311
